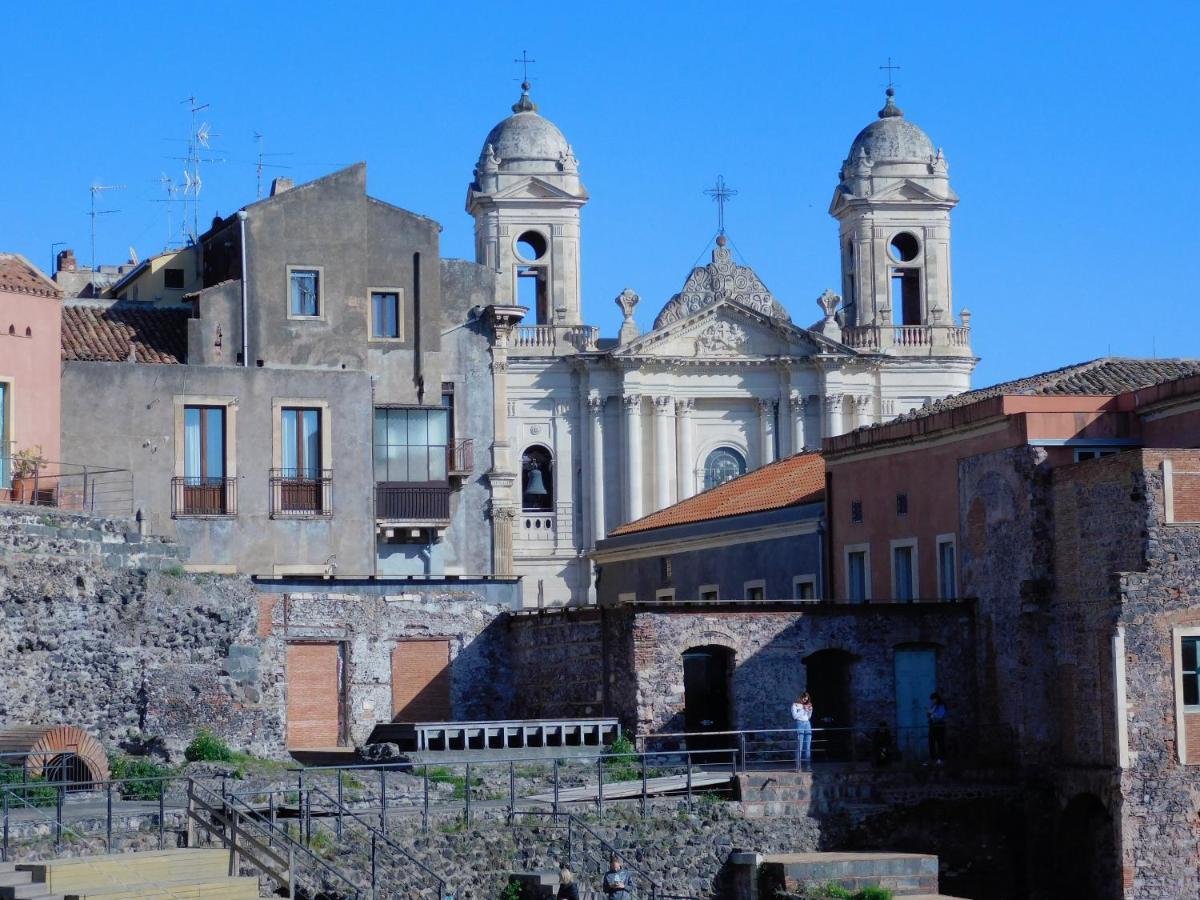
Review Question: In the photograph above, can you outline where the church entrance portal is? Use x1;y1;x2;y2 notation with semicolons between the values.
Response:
682;646;734;751
803;649;855;760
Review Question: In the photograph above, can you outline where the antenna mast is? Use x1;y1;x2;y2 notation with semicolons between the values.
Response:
88;183;124;277
253;131;293;199
181;95;211;242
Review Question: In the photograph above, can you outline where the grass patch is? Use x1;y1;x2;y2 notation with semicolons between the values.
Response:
424;766;481;800
799;885;893;900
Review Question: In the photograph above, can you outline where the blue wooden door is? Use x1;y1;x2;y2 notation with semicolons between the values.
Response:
894;647;937;761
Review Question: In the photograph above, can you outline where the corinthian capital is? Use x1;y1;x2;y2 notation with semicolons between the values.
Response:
622;394;642;412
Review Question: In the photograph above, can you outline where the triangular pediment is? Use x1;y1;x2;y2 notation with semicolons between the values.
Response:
869;179;945;202
487;176;582;202
610;299;850;361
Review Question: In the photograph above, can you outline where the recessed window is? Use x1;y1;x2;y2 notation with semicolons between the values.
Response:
516;231;548;261
373;407;449;483
289;267;321;317
892;542;916;602
890;269;922;325
660;557;673;581
851;500;863;524
888;232;920;263
163;268;185;289
371;291;401;339
179;405;230;516
705;447;746;490
1074;448;1121;462
655;588;676;603
793;575;817;601
896;493;908;516
744;580;766;603
698;585;720;603
1184;637;1200;710
847;549;869;602
937;537;957;600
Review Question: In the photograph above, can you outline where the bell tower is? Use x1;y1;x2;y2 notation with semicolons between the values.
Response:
466;83;588;326
830;88;960;334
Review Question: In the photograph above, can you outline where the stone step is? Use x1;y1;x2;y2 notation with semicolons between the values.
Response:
762;851;940;897
17;850;229;895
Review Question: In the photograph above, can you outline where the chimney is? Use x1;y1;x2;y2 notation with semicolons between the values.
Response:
57;249;77;272
270;177;294;197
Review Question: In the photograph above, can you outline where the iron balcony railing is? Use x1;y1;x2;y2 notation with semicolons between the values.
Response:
170;476;237;517
269;468;332;518
375;482;451;521
1;456;133;518
449;438;474;476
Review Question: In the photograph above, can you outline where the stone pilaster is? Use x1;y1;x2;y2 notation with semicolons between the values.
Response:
623;394;643;523
675;399;695;501
588;393;606;547
652;396;674;512
790;392;807;453
758;399;776;467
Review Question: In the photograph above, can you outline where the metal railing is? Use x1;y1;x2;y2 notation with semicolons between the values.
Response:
171;475;237;517
375;482;451;521
0;456;133;517
448;439;473;476
269;468;333;518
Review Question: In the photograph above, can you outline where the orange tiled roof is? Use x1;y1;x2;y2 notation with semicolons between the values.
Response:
61;304;189;364
0;253;60;299
609;451;825;537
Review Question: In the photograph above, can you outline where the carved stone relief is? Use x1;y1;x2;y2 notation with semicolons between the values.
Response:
695;321;748;356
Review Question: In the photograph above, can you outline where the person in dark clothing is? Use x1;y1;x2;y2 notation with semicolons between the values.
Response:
927;692;947;764
602;855;633;900
556;866;579;900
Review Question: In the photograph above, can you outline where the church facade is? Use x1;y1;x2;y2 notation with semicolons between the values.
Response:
469;84;978;607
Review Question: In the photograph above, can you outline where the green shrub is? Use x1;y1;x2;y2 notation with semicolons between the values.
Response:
500;879;523;900
798;885;891;900
0;763;59;807
604;734;641;783
184;729;234;763
855;888;893;900
109;754;174;800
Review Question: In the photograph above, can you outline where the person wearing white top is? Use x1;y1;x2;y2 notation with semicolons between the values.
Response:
791;692;814;771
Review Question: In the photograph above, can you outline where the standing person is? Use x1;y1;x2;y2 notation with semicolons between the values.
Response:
927;692;947;765
791;692;814;771
557;866;579;900
602;855;633;900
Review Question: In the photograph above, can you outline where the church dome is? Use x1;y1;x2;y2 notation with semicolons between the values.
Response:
846;88;936;162
479;84;572;166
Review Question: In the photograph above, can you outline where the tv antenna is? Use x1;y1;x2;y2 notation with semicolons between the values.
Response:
253;132;293;199
178;95;224;242
88;183;124;276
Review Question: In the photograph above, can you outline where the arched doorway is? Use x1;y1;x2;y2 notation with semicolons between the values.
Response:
803;649;855;760
1052;794;1118;899
682;645;734;750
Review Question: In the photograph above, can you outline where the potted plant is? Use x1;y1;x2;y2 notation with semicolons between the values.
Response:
9;445;47;504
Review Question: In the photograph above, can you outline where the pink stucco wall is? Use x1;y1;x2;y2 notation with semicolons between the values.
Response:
0;287;62;464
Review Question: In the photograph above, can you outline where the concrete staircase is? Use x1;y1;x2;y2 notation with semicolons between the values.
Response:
1;849;257;900
753;851;967;899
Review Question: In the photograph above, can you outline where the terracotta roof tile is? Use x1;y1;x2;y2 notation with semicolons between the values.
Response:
61;304;189;364
609;452;825;537
0;253;60;299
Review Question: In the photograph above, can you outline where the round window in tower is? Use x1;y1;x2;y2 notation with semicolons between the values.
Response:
888;232;920;263
516;231;548;262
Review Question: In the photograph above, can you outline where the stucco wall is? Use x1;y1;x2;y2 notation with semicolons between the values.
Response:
60;361;375;576
1;288;61;463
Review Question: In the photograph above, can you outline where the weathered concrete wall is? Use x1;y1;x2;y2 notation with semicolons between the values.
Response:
60;361;375;577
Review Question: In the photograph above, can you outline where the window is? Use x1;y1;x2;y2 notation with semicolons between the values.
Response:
704;447;746;490
744;580;766;603
371;291;401;339
937;535;957;600
892;542;916;602
846;546;870;602
163;268;185;289
890;269;922;326
698;585;720;603
896;493;908;516
660;557;673;581
851;500;863;524
1074;448;1121;462
276;407;324;514
1184;637;1200;710
180;406;228;515
521;446;554;512
373;407;449;483
288;267;321;317
655;588;676;603
793;575;817;601
888;232;920;263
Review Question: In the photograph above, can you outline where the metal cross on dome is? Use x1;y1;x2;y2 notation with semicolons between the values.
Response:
514;50;537;84
704;175;738;236
880;57;901;88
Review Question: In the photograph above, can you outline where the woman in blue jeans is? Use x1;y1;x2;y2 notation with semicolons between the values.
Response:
791;692;814;770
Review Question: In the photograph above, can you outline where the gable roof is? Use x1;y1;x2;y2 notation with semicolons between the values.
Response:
894;357;1200;423
0;253;60;300
608;451;825;537
61;304;189;364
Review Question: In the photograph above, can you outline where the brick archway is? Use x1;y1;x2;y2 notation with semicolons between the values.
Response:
0;726;110;783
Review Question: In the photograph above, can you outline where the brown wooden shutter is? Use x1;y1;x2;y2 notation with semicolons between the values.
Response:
391;639;452;722
287;643;342;749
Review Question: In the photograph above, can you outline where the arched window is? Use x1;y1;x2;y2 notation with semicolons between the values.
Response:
521;446;553;511
703;447;746;491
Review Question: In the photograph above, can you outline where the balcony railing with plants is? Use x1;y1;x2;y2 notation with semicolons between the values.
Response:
1;450;133;518
269;468;333;518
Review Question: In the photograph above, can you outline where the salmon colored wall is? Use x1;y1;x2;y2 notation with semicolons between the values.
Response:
1143;407;1200;449
0;289;62;463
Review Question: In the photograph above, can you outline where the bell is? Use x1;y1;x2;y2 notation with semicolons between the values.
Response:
526;467;548;496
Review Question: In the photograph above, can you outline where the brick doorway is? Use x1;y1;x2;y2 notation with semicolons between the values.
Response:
391;639;452;722
286;642;345;749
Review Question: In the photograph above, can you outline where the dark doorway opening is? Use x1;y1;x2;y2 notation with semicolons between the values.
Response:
682;645;734;752
803;648;855;760
1052;794;1118;899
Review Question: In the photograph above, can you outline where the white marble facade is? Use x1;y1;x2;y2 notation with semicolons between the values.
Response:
467;85;977;607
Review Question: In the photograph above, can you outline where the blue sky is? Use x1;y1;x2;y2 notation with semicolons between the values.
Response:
0;0;1194;387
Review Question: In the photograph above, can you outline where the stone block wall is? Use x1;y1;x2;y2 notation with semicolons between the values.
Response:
506;608;606;719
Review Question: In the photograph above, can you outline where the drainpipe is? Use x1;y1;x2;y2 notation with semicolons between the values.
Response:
237;211;249;367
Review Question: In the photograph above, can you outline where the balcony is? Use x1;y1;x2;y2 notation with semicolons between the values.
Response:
375;483;451;524
171;476;237;518
1;455;133;518
512;324;599;356
448;439;474;478
841;323;972;356
269;469;333;518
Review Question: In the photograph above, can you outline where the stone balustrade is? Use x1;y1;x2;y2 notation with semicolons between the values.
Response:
512;324;599;355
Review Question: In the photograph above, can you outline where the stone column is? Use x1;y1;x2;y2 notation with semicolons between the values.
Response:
588;394;606;546
790;392;807;453
652;396;674;512
854;394;873;430
623;394;643;522
758;399;776;467
675;399;695;501
824;394;844;440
